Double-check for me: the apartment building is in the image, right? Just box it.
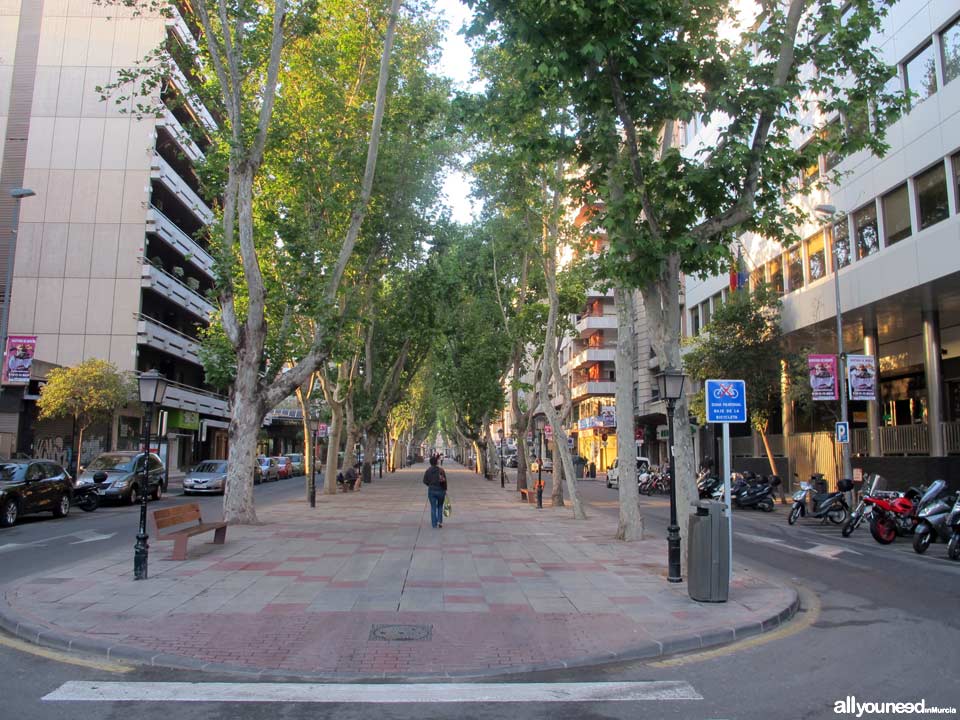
[682,2,960,477]
[0,1,229,469]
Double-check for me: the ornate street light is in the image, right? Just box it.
[498,426,505,488]
[533,413,546,508]
[134,369,168,580]
[656,367,686,583]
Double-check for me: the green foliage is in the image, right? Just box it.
[37,360,135,430]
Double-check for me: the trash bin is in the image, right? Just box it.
[687,500,730,603]
[589,462,596,479]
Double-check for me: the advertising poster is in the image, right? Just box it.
[599,405,616,428]
[2,335,36,385]
[847,354,877,401]
[808,354,838,400]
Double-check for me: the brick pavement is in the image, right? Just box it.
[0,464,797,678]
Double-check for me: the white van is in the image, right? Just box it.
[605,456,651,489]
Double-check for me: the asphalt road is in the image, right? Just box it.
[1,468,958,720]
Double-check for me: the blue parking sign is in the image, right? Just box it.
[705,380,747,423]
[835,421,850,444]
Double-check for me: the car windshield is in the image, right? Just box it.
[87,455,136,472]
[194,462,226,474]
[0,464,22,481]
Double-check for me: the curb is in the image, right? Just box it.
[0,583,800,681]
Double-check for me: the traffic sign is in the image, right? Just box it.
[705,379,747,423]
[835,421,850,444]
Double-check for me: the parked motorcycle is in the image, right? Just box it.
[733,472,779,512]
[72,471,109,512]
[842,474,881,537]
[946,493,960,561]
[913,479,956,554]
[866,485,923,545]
[788,474,851,525]
[697,470,722,500]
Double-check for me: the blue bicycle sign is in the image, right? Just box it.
[705,379,747,423]
[712,383,740,400]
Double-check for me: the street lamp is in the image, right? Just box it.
[1,188,36,391]
[814,203,852,483]
[533,413,546,508]
[656,367,686,584]
[134,369,168,580]
[498,426,505,488]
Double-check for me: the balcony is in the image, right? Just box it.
[575,314,617,336]
[571,380,617,400]
[568,347,616,372]
[147,207,215,279]
[151,153,214,225]
[162,379,229,419]
[168,64,218,133]
[136,314,202,367]
[141,262,216,320]
[585,287,615,299]
[157,108,204,165]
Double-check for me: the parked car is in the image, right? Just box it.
[258,456,280,482]
[274,456,292,479]
[505,453,518,468]
[606,456,651,489]
[286,453,304,476]
[0,460,74,527]
[530,458,553,473]
[76,452,165,504]
[183,460,228,495]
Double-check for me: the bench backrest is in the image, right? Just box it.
[153,502,202,531]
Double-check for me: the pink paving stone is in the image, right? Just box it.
[512,571,546,577]
[240,562,283,571]
[488,603,532,613]
[262,603,310,614]
[444,595,486,603]
[286,557,323,562]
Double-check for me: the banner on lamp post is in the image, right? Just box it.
[847,354,877,401]
[808,354,838,401]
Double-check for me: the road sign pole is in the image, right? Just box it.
[722,422,732,584]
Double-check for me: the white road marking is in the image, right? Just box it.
[44,681,703,703]
[735,533,860,559]
[0,543,30,554]
[0,529,118,553]
[69,531,116,544]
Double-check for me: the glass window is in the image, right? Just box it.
[954,154,960,213]
[854,203,880,259]
[942,16,960,85]
[801,144,820,186]
[786,246,804,291]
[767,257,784,295]
[904,43,938,106]
[806,232,827,282]
[831,219,852,270]
[822,119,842,173]
[916,162,949,230]
[690,308,700,337]
[750,267,764,291]
[882,184,912,245]
[701,300,711,327]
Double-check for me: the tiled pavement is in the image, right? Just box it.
[0,464,797,678]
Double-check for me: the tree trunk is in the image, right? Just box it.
[362,433,376,484]
[75,423,86,480]
[551,450,564,506]
[223,360,262,523]
[615,286,643,540]
[324,404,344,494]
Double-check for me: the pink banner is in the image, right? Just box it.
[2,335,36,385]
[808,354,838,401]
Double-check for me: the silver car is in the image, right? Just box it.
[77,452,165,504]
[183,460,228,495]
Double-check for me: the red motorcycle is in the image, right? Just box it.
[865,486,923,544]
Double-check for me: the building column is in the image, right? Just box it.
[862,320,882,457]
[922,309,945,456]
[780,359,794,438]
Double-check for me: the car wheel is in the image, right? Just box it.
[128,485,140,505]
[1,498,18,527]
[53,494,70,518]
[151,483,163,501]
[606,481,612,489]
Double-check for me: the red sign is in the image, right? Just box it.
[2,335,36,385]
[316,423,328,438]
[544,424,553,440]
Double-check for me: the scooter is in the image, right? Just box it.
[946,493,960,561]
[913,479,956,554]
[72,470,109,512]
[734,473,778,512]
[842,474,881,537]
[866,485,924,545]
[788,474,850,525]
[697,470,722,499]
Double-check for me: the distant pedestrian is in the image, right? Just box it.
[422,454,447,528]
[343,463,359,492]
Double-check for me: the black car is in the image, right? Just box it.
[0,460,74,527]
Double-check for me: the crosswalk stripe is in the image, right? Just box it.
[43,681,703,703]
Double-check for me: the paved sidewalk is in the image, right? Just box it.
[0,465,796,679]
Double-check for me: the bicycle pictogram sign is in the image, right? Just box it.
[705,379,747,423]
[712,383,740,400]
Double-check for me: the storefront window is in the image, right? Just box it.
[806,232,827,281]
[916,162,949,229]
[831,219,852,270]
[786,245,804,291]
[904,42,938,107]
[882,183,911,245]
[767,256,784,295]
[944,16,960,85]
[854,203,880,259]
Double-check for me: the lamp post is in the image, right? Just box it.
[533,414,545,508]
[814,203,852,482]
[134,370,168,580]
[378,439,383,478]
[656,367,686,584]
[498,426,505,488]
[1,188,36,392]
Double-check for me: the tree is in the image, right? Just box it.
[37,360,134,479]
[684,285,785,475]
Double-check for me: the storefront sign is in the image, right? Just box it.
[847,354,877,401]
[578,417,593,430]
[808,354,838,401]
[167,409,200,430]
[2,335,36,385]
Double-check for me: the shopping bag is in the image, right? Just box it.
[443,495,452,518]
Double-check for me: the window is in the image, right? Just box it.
[712,291,723,311]
[701,300,712,327]
[750,267,764,291]
[822,119,842,173]
[801,143,820,187]
[854,203,880,259]
[916,162,949,229]
[882,184,911,245]
[904,43,938,106]
[954,154,960,213]
[767,257,784,295]
[806,232,827,282]
[786,246,804,291]
[690,308,700,337]
[831,219,852,270]
[942,15,960,85]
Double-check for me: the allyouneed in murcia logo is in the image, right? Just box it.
[835,696,958,717]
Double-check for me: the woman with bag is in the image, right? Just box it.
[422,454,447,528]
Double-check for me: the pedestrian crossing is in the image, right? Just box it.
[43,681,703,703]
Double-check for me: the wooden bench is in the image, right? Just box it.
[519,488,534,503]
[152,503,227,560]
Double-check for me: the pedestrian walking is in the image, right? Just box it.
[423,454,447,528]
[343,463,359,492]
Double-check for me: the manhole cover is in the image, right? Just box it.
[369,623,433,642]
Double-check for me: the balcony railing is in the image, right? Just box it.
[158,107,204,165]
[575,314,617,335]
[147,206,215,279]
[141,262,216,320]
[161,379,229,419]
[136,313,202,366]
[571,380,616,400]
[169,63,218,133]
[568,347,616,371]
[151,153,214,225]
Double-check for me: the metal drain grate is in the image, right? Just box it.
[368,623,433,642]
